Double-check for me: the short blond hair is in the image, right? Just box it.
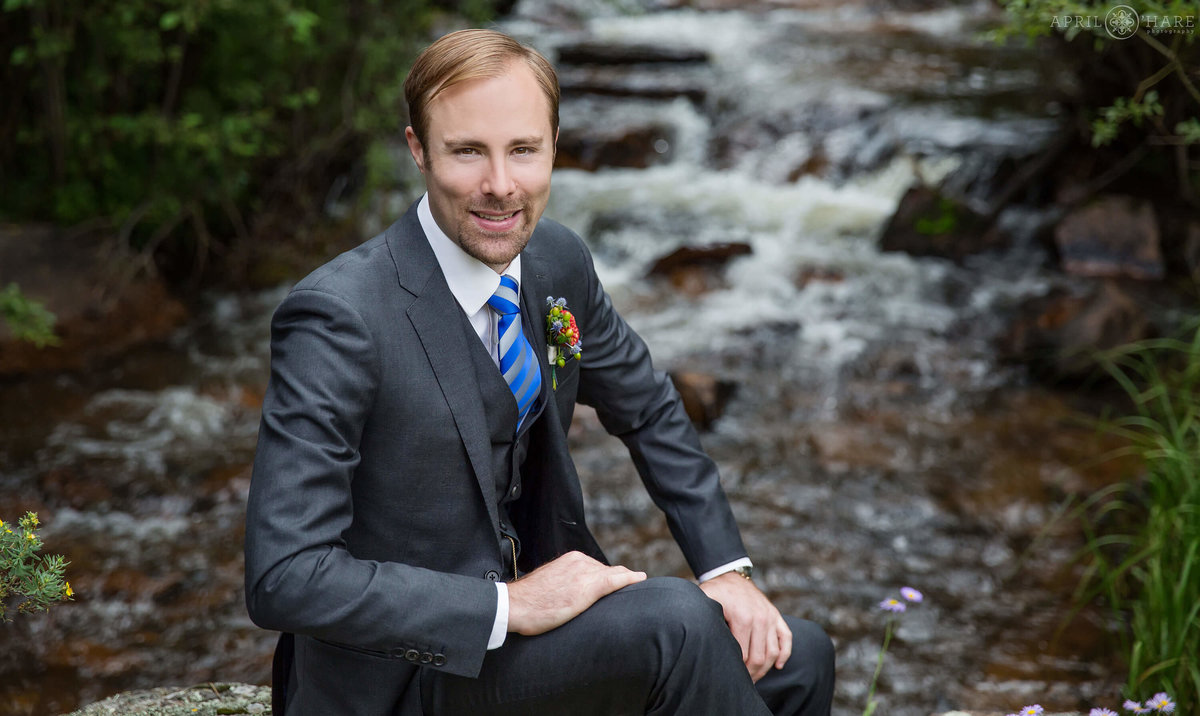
[404,29,560,147]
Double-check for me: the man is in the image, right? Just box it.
[244,28,834,716]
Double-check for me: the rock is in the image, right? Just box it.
[996,280,1154,380]
[878,186,1001,261]
[64,682,271,715]
[555,124,674,171]
[556,66,708,102]
[647,242,753,296]
[0,224,189,377]
[669,371,736,430]
[1053,196,1163,280]
[555,42,709,66]
[648,243,753,275]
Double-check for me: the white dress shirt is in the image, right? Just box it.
[417,194,751,652]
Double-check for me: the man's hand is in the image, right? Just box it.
[507,551,646,636]
[699,571,792,682]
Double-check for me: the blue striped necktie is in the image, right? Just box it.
[487,274,542,429]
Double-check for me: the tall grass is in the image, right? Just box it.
[1076,325,1200,706]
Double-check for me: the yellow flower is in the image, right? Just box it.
[25,531,35,541]
[64,582,74,598]
[28,513,39,526]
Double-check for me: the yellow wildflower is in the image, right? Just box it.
[64,582,74,597]
[28,513,38,526]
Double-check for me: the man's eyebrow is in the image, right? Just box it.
[439,136,546,148]
[508,136,546,147]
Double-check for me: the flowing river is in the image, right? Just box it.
[1,1,1131,714]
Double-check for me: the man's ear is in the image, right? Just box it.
[404,126,426,174]
[552,127,559,160]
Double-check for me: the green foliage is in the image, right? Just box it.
[0,283,60,347]
[0,512,73,621]
[0,0,498,270]
[1077,326,1200,706]
[1093,91,1165,147]
[1176,117,1200,144]
[995,1,1199,199]
[914,197,959,236]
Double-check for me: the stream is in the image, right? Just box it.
[0,1,1132,714]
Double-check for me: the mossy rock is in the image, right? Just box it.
[64,683,270,716]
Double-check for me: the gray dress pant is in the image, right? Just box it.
[421,577,835,716]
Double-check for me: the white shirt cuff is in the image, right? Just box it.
[697,557,753,583]
[487,581,509,650]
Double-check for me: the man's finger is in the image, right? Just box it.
[775,614,793,669]
[746,618,771,681]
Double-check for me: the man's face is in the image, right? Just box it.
[405,61,556,273]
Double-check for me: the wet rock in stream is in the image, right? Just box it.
[1053,196,1164,281]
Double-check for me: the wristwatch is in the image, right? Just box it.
[733,565,754,580]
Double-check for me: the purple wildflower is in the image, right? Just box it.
[900,586,923,603]
[1124,701,1150,714]
[1147,693,1174,713]
[1090,709,1118,716]
[878,598,906,613]
[1019,706,1043,716]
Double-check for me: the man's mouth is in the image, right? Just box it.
[470,209,523,230]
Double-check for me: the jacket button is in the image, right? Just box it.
[433,654,446,666]
[420,652,433,664]
[404,649,420,662]
[485,570,499,581]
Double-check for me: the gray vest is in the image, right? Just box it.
[460,294,546,581]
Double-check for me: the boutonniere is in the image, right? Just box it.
[545,296,582,390]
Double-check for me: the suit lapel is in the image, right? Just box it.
[387,206,501,542]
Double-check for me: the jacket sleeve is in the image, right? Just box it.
[570,238,749,577]
[243,287,496,679]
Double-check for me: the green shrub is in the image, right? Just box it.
[994,1,1198,201]
[0,0,495,277]
[1077,326,1200,705]
[0,282,59,347]
[0,512,73,621]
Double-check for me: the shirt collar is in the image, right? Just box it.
[418,193,522,316]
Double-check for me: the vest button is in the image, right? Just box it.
[485,570,500,581]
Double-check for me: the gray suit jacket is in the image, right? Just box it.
[244,202,747,715]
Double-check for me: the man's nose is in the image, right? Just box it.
[481,157,516,197]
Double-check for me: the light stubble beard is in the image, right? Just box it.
[454,206,536,270]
